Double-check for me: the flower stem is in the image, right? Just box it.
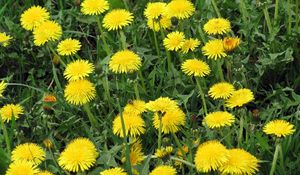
[270,142,281,175]
[238,115,244,147]
[159,24,172,75]
[116,98,133,175]
[217,60,225,81]
[83,104,98,128]
[211,0,221,17]
[263,5,273,34]
[170,156,195,168]
[152,21,160,57]
[0,117,11,156]
[96,16,111,56]
[134,80,140,100]
[158,113,163,149]
[195,77,208,115]
[274,0,279,26]
[279,143,286,175]
[7,83,45,94]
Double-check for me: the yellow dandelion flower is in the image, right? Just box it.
[103,9,133,31]
[181,59,211,77]
[122,140,144,166]
[58,138,98,172]
[163,31,185,51]
[81,0,109,15]
[223,37,240,52]
[12,143,45,165]
[37,171,54,175]
[144,2,167,19]
[124,100,147,116]
[155,148,167,158]
[64,60,94,81]
[225,88,254,108]
[149,165,177,175]
[0,32,12,47]
[219,149,259,175]
[202,39,227,60]
[5,161,39,175]
[0,81,7,97]
[100,167,126,175]
[165,146,173,154]
[109,50,142,73]
[33,21,62,46]
[57,38,81,56]
[203,111,235,129]
[166,0,195,19]
[20,6,50,31]
[153,108,186,133]
[146,97,179,113]
[64,79,96,105]
[43,139,53,149]
[113,113,145,137]
[0,104,24,122]
[263,119,295,137]
[43,95,57,103]
[147,16,172,32]
[181,38,200,54]
[203,18,231,35]
[194,140,229,172]
[208,82,235,99]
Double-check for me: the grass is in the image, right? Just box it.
[0,0,300,174]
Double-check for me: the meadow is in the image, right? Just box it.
[0,0,299,174]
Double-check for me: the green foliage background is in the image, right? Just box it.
[0,0,299,174]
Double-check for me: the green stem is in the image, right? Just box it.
[159,23,172,75]
[274,0,279,26]
[0,117,11,156]
[83,104,98,128]
[278,143,286,175]
[195,77,208,115]
[270,143,281,175]
[96,16,111,55]
[152,21,160,57]
[211,0,221,17]
[287,0,292,35]
[116,98,133,175]
[49,148,63,175]
[238,115,244,147]
[7,83,45,94]
[102,75,112,111]
[217,60,225,81]
[172,133,188,160]
[170,156,195,168]
[48,46,66,67]
[263,5,273,34]
[133,81,140,99]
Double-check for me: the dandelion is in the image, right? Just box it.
[166,0,195,19]
[147,16,172,32]
[43,139,53,149]
[103,9,133,31]
[149,165,177,175]
[5,161,39,175]
[153,108,186,133]
[202,39,227,60]
[0,32,12,47]
[11,143,46,165]
[57,38,81,56]
[122,140,144,166]
[208,82,235,99]
[81,0,109,15]
[203,111,235,129]
[64,60,94,81]
[219,149,259,175]
[0,104,24,122]
[203,18,231,35]
[58,138,98,172]
[33,20,62,46]
[181,38,200,53]
[20,6,50,31]
[124,100,147,116]
[100,167,126,175]
[263,119,295,137]
[181,59,211,77]
[163,31,185,51]
[155,148,167,158]
[146,97,179,113]
[113,113,145,137]
[225,88,254,108]
[144,2,167,19]
[0,81,7,97]
[64,79,96,105]
[37,171,54,175]
[109,50,142,73]
[43,95,57,103]
[194,140,229,172]
[223,37,240,52]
